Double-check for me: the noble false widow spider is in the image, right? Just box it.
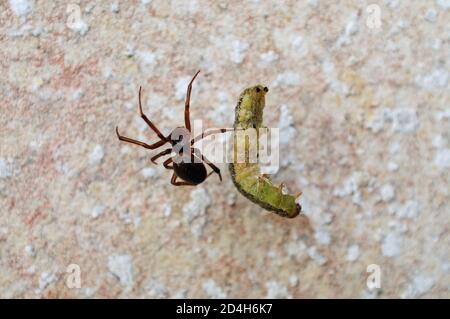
[116,70,233,186]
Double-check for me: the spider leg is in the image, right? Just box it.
[116,127,167,149]
[190,128,235,145]
[184,70,201,132]
[163,157,173,169]
[138,86,167,141]
[192,148,222,181]
[150,148,172,164]
[203,170,215,181]
[170,172,196,186]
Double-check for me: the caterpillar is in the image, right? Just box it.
[229,85,302,218]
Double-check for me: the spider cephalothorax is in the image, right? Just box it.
[116,70,233,186]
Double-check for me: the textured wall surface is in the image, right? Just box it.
[1,0,449,298]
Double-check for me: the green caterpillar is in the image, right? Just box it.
[229,85,302,218]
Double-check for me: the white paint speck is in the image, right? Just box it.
[124,45,135,58]
[401,275,435,298]
[68,17,89,36]
[432,135,446,148]
[389,141,401,154]
[437,108,450,121]
[292,35,308,56]
[388,220,409,233]
[56,162,76,177]
[435,148,450,169]
[361,288,379,299]
[9,0,33,17]
[89,145,104,165]
[183,188,211,221]
[103,65,113,79]
[118,211,141,226]
[396,200,420,219]
[388,162,399,172]
[284,240,307,259]
[141,167,157,178]
[260,51,279,64]
[274,72,301,87]
[436,0,450,9]
[107,254,134,287]
[171,289,187,298]
[382,233,402,257]
[345,17,359,36]
[38,272,56,291]
[333,171,370,205]
[226,192,237,206]
[84,3,95,13]
[380,184,395,202]
[91,205,105,219]
[335,12,359,47]
[431,38,442,50]
[346,244,360,262]
[24,245,35,257]
[366,111,385,133]
[425,8,438,22]
[83,287,96,297]
[175,76,191,101]
[322,60,349,95]
[279,105,297,145]
[288,275,299,287]
[182,188,211,237]
[145,278,168,298]
[0,158,14,178]
[110,2,119,13]
[314,229,331,246]
[137,51,157,66]
[230,40,249,64]
[415,69,448,90]
[163,204,172,217]
[308,0,319,8]
[29,137,44,150]
[265,281,292,298]
[26,265,36,274]
[386,0,400,8]
[0,227,8,241]
[391,109,419,133]
[202,279,227,298]
[71,89,84,101]
[141,0,152,5]
[307,246,327,265]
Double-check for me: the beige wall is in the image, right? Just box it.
[0,0,449,298]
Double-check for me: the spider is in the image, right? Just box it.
[116,70,234,186]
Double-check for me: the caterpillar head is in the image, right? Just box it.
[237,85,269,129]
[247,85,268,101]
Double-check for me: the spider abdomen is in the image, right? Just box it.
[173,160,207,185]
